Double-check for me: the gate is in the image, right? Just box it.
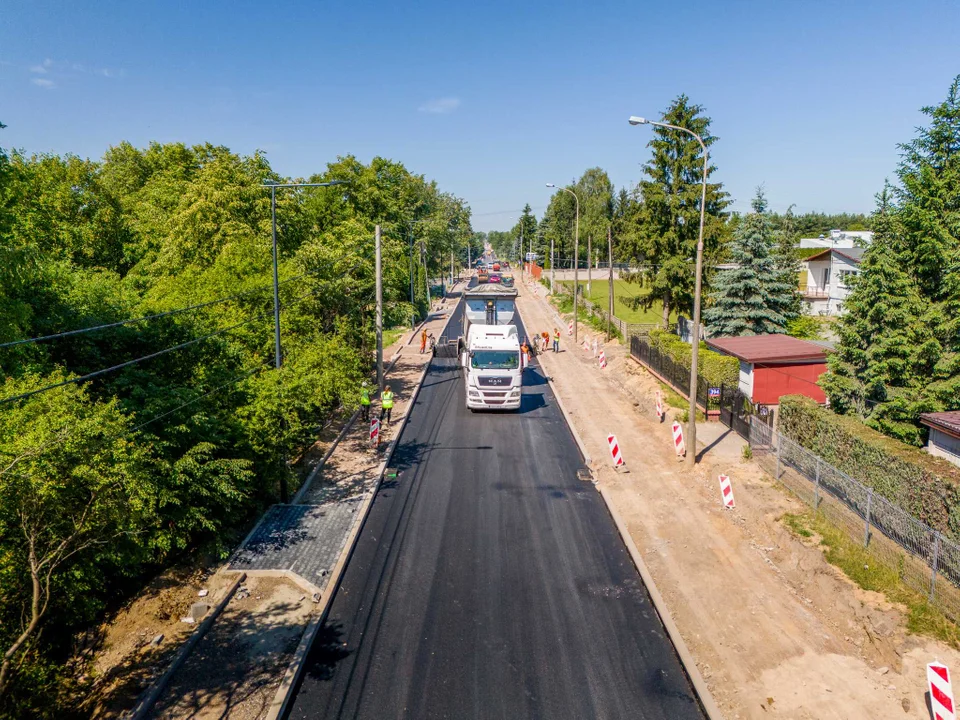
[718,384,757,440]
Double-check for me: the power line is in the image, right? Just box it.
[0,278,289,351]
[0,249,371,351]
[0,364,268,479]
[0,311,272,406]
[129,365,266,434]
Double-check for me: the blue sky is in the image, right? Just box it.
[2,0,959,231]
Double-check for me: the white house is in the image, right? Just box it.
[920,412,960,468]
[801,247,865,316]
[798,229,874,249]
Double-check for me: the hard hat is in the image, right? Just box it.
[362,382,368,387]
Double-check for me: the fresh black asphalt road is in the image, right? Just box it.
[287,292,705,720]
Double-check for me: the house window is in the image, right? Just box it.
[823,267,831,287]
[838,270,859,287]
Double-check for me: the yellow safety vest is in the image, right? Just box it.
[554,331,560,341]
[382,391,394,409]
[360,389,370,405]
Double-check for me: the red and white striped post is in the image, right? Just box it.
[598,350,607,369]
[606,434,625,468]
[567,321,574,336]
[928,662,956,720]
[370,418,380,449]
[672,421,686,459]
[718,474,735,509]
[655,390,664,421]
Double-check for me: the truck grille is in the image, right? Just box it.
[477,376,511,387]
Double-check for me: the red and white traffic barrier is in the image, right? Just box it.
[607,434,625,468]
[719,474,735,509]
[928,662,956,720]
[567,322,573,336]
[655,390,664,420]
[672,421,686,457]
[592,338,599,357]
[599,350,607,369]
[370,418,380,447]
[582,336,590,351]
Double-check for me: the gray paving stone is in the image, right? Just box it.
[230,499,365,584]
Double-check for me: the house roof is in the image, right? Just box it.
[803,247,867,264]
[920,411,960,439]
[705,335,828,364]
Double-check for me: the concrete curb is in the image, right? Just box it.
[517,295,723,720]
[127,573,247,720]
[264,326,442,720]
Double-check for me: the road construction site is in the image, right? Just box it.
[88,269,960,720]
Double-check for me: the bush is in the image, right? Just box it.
[648,328,739,388]
[779,395,960,538]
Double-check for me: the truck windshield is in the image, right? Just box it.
[471,351,519,370]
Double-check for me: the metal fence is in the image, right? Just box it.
[749,417,960,620]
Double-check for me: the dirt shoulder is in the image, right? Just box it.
[518,278,957,720]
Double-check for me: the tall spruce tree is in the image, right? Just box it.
[645,97,729,326]
[620,95,730,328]
[823,77,960,445]
[704,190,794,336]
[820,189,934,443]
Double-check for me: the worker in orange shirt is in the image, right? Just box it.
[420,328,428,354]
[520,338,530,367]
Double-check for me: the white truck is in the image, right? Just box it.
[463,324,522,410]
[460,285,522,411]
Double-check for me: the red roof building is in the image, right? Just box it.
[705,335,828,405]
[920,412,960,468]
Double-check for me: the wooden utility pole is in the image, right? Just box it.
[607,226,614,341]
[375,225,383,390]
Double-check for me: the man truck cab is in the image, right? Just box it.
[460,285,522,411]
[463,325,522,410]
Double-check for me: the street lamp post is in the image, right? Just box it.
[546,184,580,344]
[629,115,708,468]
[262,179,345,369]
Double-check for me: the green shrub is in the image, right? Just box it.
[648,328,739,388]
[779,395,960,538]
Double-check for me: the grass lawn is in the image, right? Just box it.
[382,327,407,348]
[559,279,677,325]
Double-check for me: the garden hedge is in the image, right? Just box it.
[648,328,739,389]
[779,395,960,538]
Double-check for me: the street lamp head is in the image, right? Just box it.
[545,183,556,188]
[628,116,649,126]
[324,179,347,186]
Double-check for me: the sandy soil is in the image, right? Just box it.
[518,279,958,720]
[149,576,312,720]
[85,566,235,718]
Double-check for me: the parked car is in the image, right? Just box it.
[501,275,515,287]
[489,274,501,283]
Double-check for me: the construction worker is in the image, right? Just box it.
[553,328,560,353]
[520,338,530,367]
[542,331,549,353]
[420,328,428,354]
[360,382,371,421]
[428,332,437,352]
[380,385,395,425]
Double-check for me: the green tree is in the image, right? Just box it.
[822,77,960,445]
[621,95,730,328]
[704,190,794,337]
